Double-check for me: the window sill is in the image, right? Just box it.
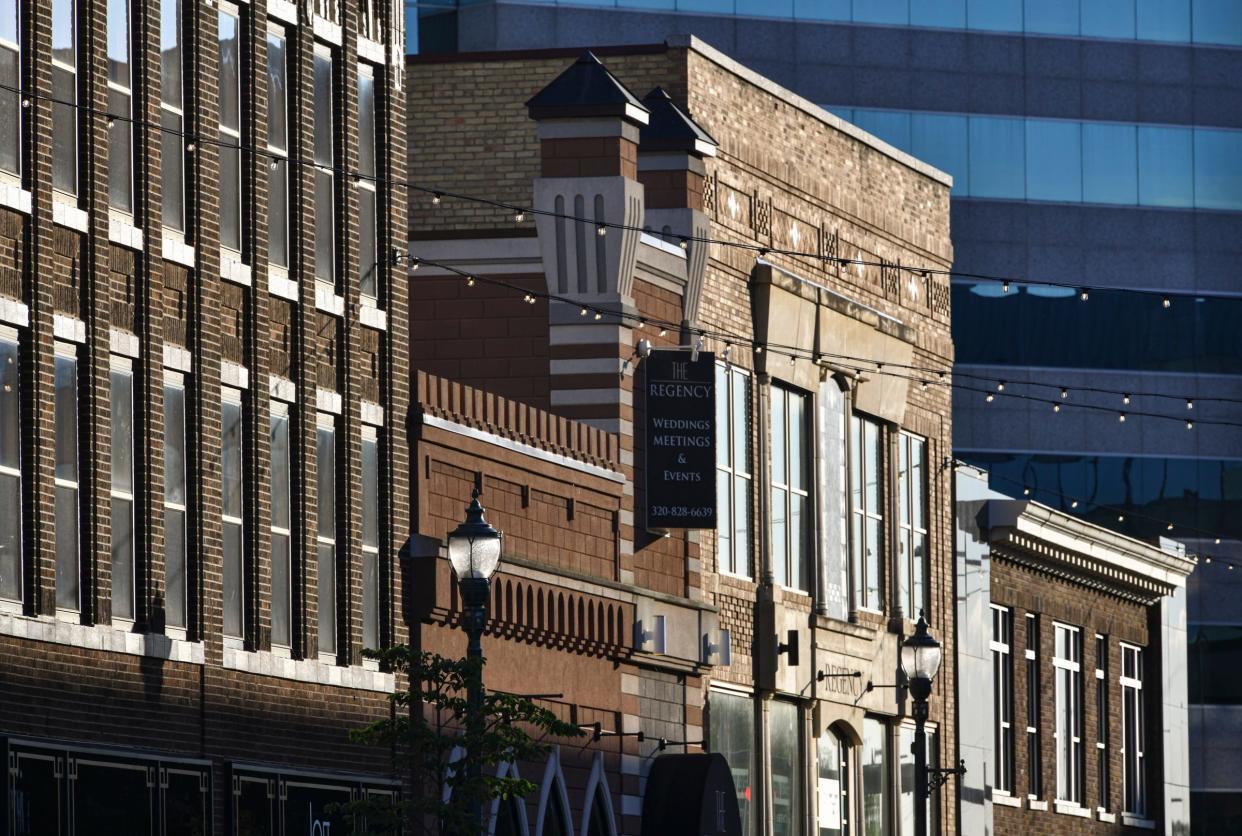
[1097,809,1116,823]
[269,0,297,24]
[267,267,299,302]
[223,646,394,692]
[314,281,345,316]
[52,201,88,233]
[0,182,32,215]
[1054,801,1091,818]
[220,251,252,286]
[992,793,1022,808]
[108,214,144,251]
[53,313,86,344]
[162,234,196,268]
[0,296,29,328]
[1121,813,1154,829]
[359,304,387,331]
[1028,799,1048,811]
[361,400,385,426]
[270,374,296,402]
[0,610,204,664]
[313,15,343,45]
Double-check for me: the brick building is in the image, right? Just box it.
[0,0,409,831]
[955,466,1196,835]
[406,38,957,835]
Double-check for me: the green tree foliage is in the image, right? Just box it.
[344,647,584,836]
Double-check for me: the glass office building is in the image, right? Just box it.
[406,2,1242,830]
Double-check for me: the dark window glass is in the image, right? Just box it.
[284,782,351,834]
[952,283,1242,374]
[13,754,59,836]
[709,690,755,836]
[75,762,154,833]
[164,770,208,836]
[110,368,135,620]
[1189,625,1242,704]
[771,700,802,836]
[164,381,187,629]
[0,336,21,603]
[586,788,613,836]
[1191,792,1242,836]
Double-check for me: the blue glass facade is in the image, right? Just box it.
[830,108,1242,210]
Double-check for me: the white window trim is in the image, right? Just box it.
[991,605,1014,795]
[897,430,928,617]
[221,386,245,640]
[1120,643,1146,817]
[1053,623,1084,805]
[109,355,136,625]
[163,369,188,640]
[771,385,809,593]
[105,0,134,218]
[53,342,80,616]
[266,21,291,273]
[269,401,293,650]
[217,1,244,261]
[716,364,752,580]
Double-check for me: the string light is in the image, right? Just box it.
[1187,419,1194,430]
[755,345,764,354]
[658,327,668,337]
[580,307,589,317]
[1061,388,1069,399]
[1002,281,1010,293]
[637,319,646,330]
[466,276,475,287]
[597,224,607,237]
[594,311,603,320]
[514,209,525,223]
[1079,289,1089,301]
[679,237,689,250]
[1070,500,1078,508]
[985,393,995,403]
[1052,403,1061,412]
[1163,296,1172,308]
[431,192,442,206]
[1122,393,1131,405]
[1023,486,1031,496]
[1167,523,1175,531]
[1187,399,1194,410]
[997,381,1005,392]
[1119,412,1127,422]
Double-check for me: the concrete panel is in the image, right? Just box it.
[1081,79,1140,121]
[1082,40,1138,82]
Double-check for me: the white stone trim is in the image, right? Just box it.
[640,232,688,259]
[108,214,145,251]
[270,374,296,402]
[0,296,29,328]
[534,748,575,836]
[53,314,86,344]
[1054,801,1091,818]
[0,611,204,664]
[222,645,394,693]
[359,305,387,330]
[109,329,140,358]
[316,388,342,415]
[992,793,1023,808]
[549,387,632,407]
[314,280,345,316]
[0,183,32,215]
[579,753,619,836]
[621,795,643,817]
[163,343,193,372]
[220,360,249,389]
[550,357,621,375]
[407,237,543,277]
[268,0,297,23]
[267,268,299,301]
[1028,799,1049,811]
[313,15,342,45]
[1096,809,1115,822]
[52,200,89,233]
[357,35,385,63]
[1120,813,1155,829]
[162,235,196,268]
[361,400,384,426]
[421,413,624,483]
[220,251,252,286]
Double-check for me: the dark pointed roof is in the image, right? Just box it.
[638,87,718,157]
[526,51,650,125]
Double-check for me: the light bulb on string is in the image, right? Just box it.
[1216,538,1222,545]
[1163,296,1172,309]
[1187,419,1194,430]
[637,319,646,330]
[1122,393,1131,405]
[986,393,995,403]
[1079,289,1089,301]
[597,224,607,237]
[1071,500,1079,508]
[1187,399,1194,410]
[514,209,525,223]
[1002,281,1010,293]
[755,345,764,355]
[1119,412,1127,422]
[1053,403,1061,413]
[580,307,589,317]
[658,327,668,337]
[466,276,475,287]
[997,381,1005,392]
[1167,523,1175,531]
[431,192,442,206]
[1118,514,1126,522]
[594,311,603,321]
[1061,387,1069,399]
[679,237,689,250]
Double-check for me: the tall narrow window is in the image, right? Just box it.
[361,425,379,650]
[269,402,292,648]
[850,415,883,611]
[715,364,752,578]
[899,725,937,835]
[991,605,1014,794]
[862,717,889,836]
[770,385,809,591]
[110,359,135,621]
[1026,614,1041,799]
[217,3,242,254]
[1054,623,1084,805]
[1096,635,1109,813]
[0,0,21,179]
[897,432,927,617]
[221,389,244,638]
[1121,644,1146,816]
[265,25,289,268]
[160,0,185,231]
[54,345,80,612]
[818,729,849,836]
[819,380,848,620]
[0,330,22,603]
[770,699,802,836]
[709,690,755,836]
[313,46,336,284]
[51,0,78,196]
[106,0,132,213]
[356,63,378,301]
[316,413,336,655]
[164,372,188,630]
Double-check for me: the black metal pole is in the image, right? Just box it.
[910,677,932,836]
[461,577,491,835]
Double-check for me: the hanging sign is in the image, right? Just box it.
[645,349,716,529]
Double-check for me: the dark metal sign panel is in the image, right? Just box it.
[641,752,742,836]
[645,349,716,529]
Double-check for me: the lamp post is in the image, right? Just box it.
[901,614,943,836]
[447,490,502,834]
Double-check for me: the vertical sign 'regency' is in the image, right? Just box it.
[645,349,716,529]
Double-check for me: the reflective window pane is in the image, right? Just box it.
[851,109,911,151]
[0,472,20,602]
[317,424,335,538]
[770,700,802,836]
[160,0,181,106]
[55,355,78,482]
[359,190,377,299]
[313,52,334,166]
[111,498,134,620]
[52,70,76,195]
[792,0,849,21]
[0,337,20,468]
[266,33,287,150]
[967,0,1020,30]
[1026,119,1081,202]
[270,411,290,529]
[221,399,243,518]
[853,0,906,25]
[1138,125,1193,207]
[216,11,239,131]
[1193,0,1242,45]
[911,113,968,195]
[219,143,241,251]
[0,44,17,177]
[223,520,242,637]
[1137,0,1190,40]
[267,160,288,267]
[1194,128,1242,211]
[0,0,16,44]
[107,88,133,213]
[968,116,1025,199]
[166,507,186,628]
[710,691,755,836]
[1083,122,1138,204]
[52,0,74,65]
[862,718,888,836]
[1082,0,1136,38]
[106,0,130,88]
[362,435,379,548]
[1025,0,1079,35]
[55,485,78,610]
[317,541,336,653]
[163,384,186,506]
[271,531,291,646]
[362,551,378,649]
[910,0,965,26]
[161,110,184,231]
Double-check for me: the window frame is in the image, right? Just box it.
[159,0,186,233]
[361,422,380,652]
[265,21,290,271]
[109,356,136,623]
[896,431,928,619]
[269,400,293,651]
[312,42,337,287]
[1120,643,1146,817]
[315,410,337,658]
[1025,614,1042,799]
[0,0,22,183]
[105,0,134,216]
[216,0,244,257]
[715,363,752,579]
[0,326,22,605]
[53,341,80,614]
[163,369,189,634]
[220,386,245,640]
[356,61,379,304]
[990,605,1014,795]
[51,0,79,199]
[769,384,810,593]
[1053,622,1085,806]
[849,413,885,612]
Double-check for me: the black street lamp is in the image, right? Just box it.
[901,614,942,836]
[447,490,502,833]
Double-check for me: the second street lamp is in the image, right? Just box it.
[447,490,502,834]
[901,614,942,836]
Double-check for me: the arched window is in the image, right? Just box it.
[495,797,526,836]
[818,729,850,836]
[586,787,614,836]
[541,791,570,836]
[580,753,617,836]
[535,749,574,836]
